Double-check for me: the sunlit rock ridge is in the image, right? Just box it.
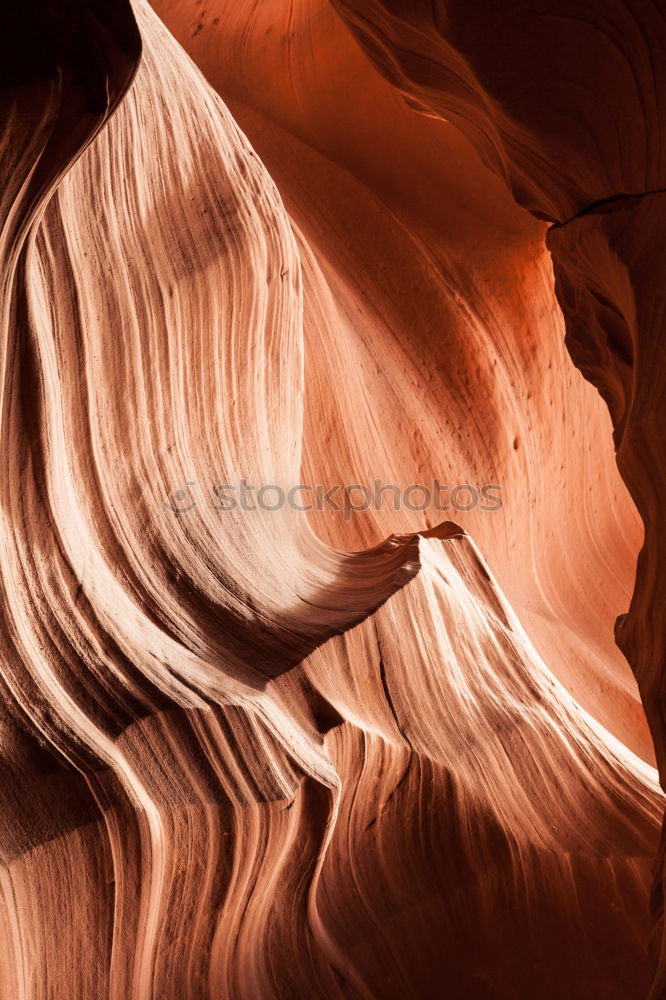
[0,1,664,997]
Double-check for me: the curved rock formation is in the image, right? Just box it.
[0,0,664,997]
[312,2,666,991]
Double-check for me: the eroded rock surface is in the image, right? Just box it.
[0,1,664,997]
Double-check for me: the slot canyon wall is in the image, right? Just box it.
[0,0,664,997]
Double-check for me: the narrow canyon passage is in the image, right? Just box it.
[0,1,664,997]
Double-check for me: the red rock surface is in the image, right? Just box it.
[0,0,663,996]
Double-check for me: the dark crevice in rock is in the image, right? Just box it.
[550,188,666,232]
